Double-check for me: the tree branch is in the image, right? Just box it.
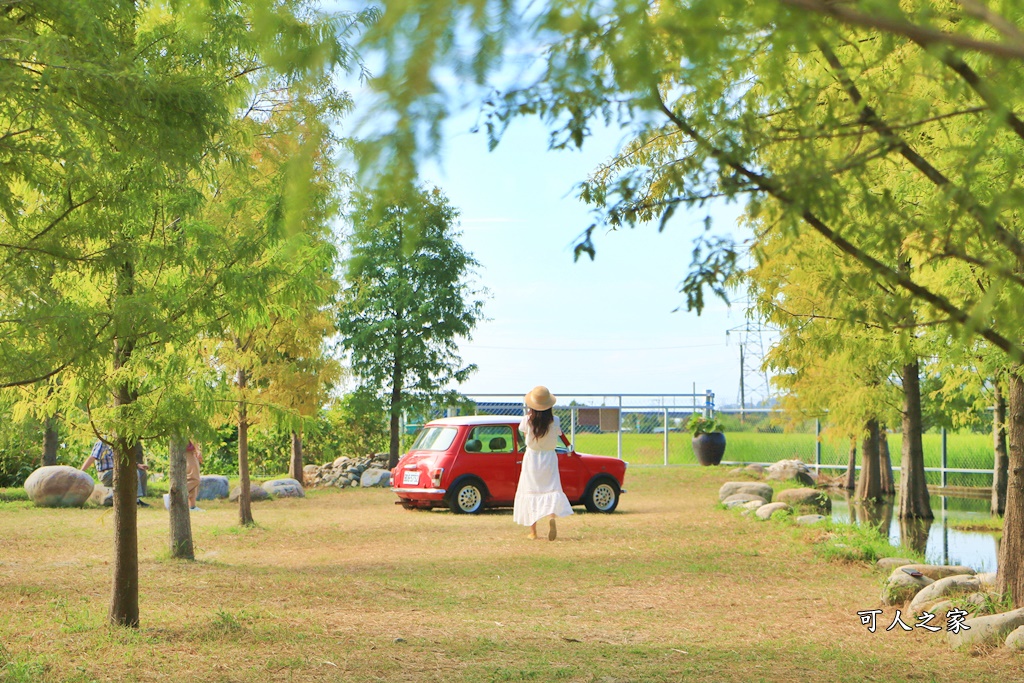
[653,91,1024,360]
[816,40,1024,268]
[779,0,1024,60]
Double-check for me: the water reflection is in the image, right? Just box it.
[899,517,931,556]
[829,493,1000,572]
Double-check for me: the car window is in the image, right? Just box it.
[411,427,458,451]
[465,425,514,453]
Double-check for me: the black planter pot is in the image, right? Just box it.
[692,432,726,466]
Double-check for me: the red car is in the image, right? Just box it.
[391,415,627,514]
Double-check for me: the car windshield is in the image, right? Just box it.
[410,427,458,451]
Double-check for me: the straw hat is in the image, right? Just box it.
[524,386,557,411]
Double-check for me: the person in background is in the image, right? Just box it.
[186,440,203,512]
[513,386,574,540]
[81,439,150,507]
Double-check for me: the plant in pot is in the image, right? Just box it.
[688,414,726,466]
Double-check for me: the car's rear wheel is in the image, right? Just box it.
[400,501,419,510]
[584,479,620,513]
[448,480,485,514]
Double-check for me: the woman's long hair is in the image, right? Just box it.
[528,408,554,438]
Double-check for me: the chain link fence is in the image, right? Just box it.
[432,396,997,489]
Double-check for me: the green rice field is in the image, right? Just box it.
[572,431,995,486]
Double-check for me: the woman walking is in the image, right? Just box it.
[514,386,574,540]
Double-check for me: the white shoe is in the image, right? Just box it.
[189,506,204,513]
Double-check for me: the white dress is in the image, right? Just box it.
[513,415,574,526]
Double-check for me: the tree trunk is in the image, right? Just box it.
[998,371,1024,606]
[388,355,403,469]
[898,361,933,519]
[42,414,59,466]
[993,381,1009,516]
[879,429,895,495]
[844,438,857,490]
[289,429,304,486]
[108,256,139,628]
[857,418,882,502]
[237,367,254,527]
[167,433,194,560]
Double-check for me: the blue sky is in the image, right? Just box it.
[415,111,762,405]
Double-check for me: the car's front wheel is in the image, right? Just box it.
[584,478,620,513]
[448,480,485,514]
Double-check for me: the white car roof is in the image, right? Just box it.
[424,415,522,427]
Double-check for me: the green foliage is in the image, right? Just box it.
[358,0,1024,372]
[687,414,724,437]
[320,390,389,460]
[0,0,368,625]
[338,186,485,456]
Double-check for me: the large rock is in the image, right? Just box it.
[728,464,765,478]
[1005,625,1024,651]
[741,499,765,516]
[360,468,392,488]
[88,484,114,507]
[755,502,792,520]
[197,475,230,501]
[775,487,831,512]
[897,564,975,581]
[947,607,1024,649]
[882,568,935,606]
[977,572,998,592]
[303,464,319,480]
[332,456,351,469]
[262,478,305,498]
[765,459,816,486]
[722,493,767,508]
[795,514,827,526]
[876,557,918,573]
[24,466,95,508]
[910,574,981,613]
[229,484,271,502]
[718,482,773,503]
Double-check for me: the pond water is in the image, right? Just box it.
[828,493,1000,572]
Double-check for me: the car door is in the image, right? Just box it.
[462,425,519,503]
[556,435,585,502]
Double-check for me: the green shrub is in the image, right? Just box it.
[815,522,924,565]
[0,487,28,502]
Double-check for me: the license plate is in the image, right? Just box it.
[403,470,420,486]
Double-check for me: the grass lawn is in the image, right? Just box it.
[1,466,1019,682]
